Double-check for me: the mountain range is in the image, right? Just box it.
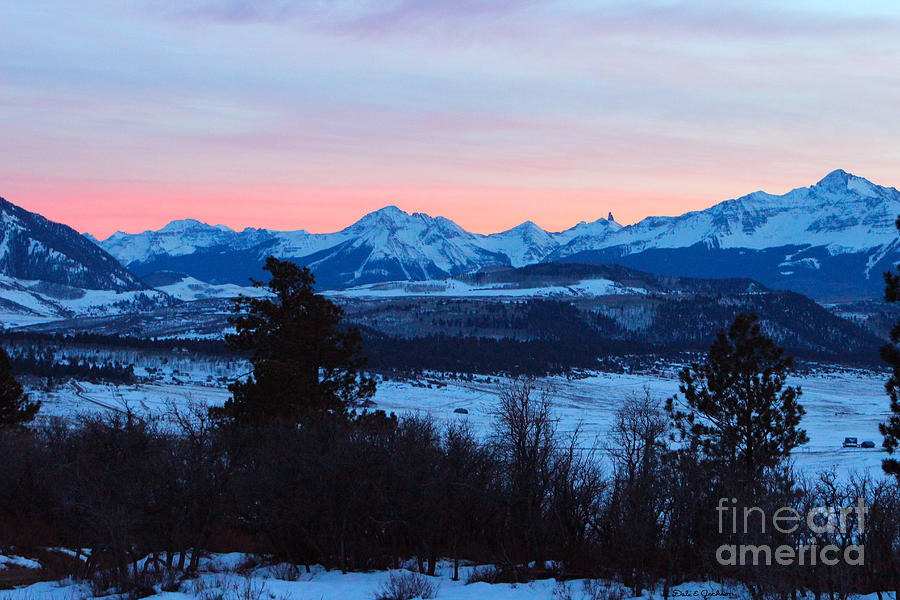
[92,169,900,299]
[0,168,897,324]
[98,207,623,289]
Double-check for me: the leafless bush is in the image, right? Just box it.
[465,565,499,585]
[582,579,626,600]
[374,570,439,600]
[552,580,574,600]
[269,562,301,581]
[88,566,177,599]
[187,574,271,600]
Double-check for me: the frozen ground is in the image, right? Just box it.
[0,554,893,600]
[328,277,648,298]
[28,367,894,478]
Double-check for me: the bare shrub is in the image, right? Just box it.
[269,562,301,581]
[235,575,270,600]
[582,579,626,600]
[465,565,499,585]
[88,566,175,600]
[552,580,574,600]
[374,570,439,600]
[187,574,271,600]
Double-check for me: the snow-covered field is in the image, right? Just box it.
[29,367,894,478]
[328,277,648,299]
[0,554,893,600]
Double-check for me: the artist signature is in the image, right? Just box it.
[671,590,737,598]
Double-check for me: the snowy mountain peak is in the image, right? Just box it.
[344,205,418,232]
[816,169,852,188]
[505,220,545,235]
[158,219,234,233]
[89,170,900,296]
[813,169,884,199]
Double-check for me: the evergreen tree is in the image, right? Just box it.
[0,346,40,427]
[215,257,375,423]
[880,216,900,480]
[666,313,807,482]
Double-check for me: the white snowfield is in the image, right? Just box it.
[154,275,267,302]
[0,555,893,600]
[31,367,895,479]
[0,554,41,570]
[329,277,648,299]
[0,274,172,328]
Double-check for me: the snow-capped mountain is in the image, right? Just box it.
[93,170,900,298]
[102,206,621,289]
[553,170,900,299]
[553,169,900,257]
[101,219,275,265]
[0,196,144,291]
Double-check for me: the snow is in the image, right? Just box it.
[100,221,273,264]
[96,172,900,294]
[0,555,42,570]
[553,171,900,258]
[366,369,893,478]
[0,557,892,600]
[0,273,176,328]
[30,367,894,480]
[155,276,267,301]
[329,278,647,298]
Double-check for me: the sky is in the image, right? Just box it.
[2,1,900,239]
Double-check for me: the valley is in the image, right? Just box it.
[23,358,893,480]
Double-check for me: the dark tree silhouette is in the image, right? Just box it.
[666,313,807,482]
[880,216,900,481]
[0,346,40,427]
[215,257,375,423]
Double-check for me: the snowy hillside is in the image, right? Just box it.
[0,196,144,291]
[143,271,266,301]
[0,274,173,327]
[330,276,647,299]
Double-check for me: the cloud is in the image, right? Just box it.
[3,0,900,236]
[158,0,900,41]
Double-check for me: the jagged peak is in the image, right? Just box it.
[347,205,416,228]
[815,169,852,188]
[811,169,888,200]
[502,220,548,235]
[158,218,234,233]
[369,205,411,219]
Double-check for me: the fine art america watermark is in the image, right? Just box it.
[715,497,867,566]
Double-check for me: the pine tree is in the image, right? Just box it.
[0,346,40,427]
[214,257,375,423]
[666,313,807,482]
[879,216,900,480]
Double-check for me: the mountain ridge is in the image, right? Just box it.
[0,196,146,292]
[8,169,900,299]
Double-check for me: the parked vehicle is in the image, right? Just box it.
[843,437,859,448]
[453,407,469,415]
[860,440,876,448]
